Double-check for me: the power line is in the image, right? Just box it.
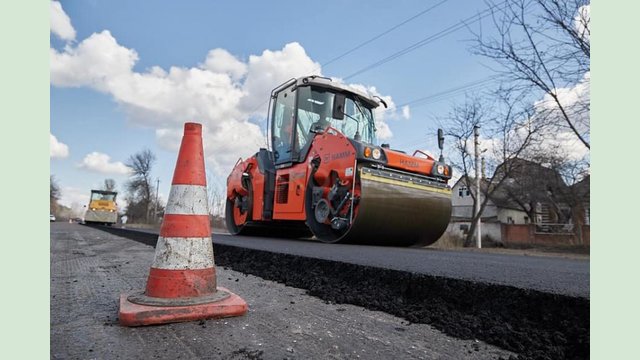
[321,0,451,68]
[343,1,507,80]
[247,1,503,126]
[395,75,500,109]
[249,0,450,122]
[390,76,501,149]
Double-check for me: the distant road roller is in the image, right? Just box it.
[84,190,118,225]
[226,76,452,246]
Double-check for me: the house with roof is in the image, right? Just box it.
[451,176,532,225]
[447,176,530,244]
[443,158,590,246]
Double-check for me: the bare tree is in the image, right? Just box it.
[125,149,156,223]
[443,89,545,245]
[523,153,589,244]
[472,0,590,149]
[103,178,117,192]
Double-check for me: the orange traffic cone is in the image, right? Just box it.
[119,122,247,326]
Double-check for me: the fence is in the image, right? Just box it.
[502,224,590,246]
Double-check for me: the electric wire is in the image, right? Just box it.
[249,2,454,120]
[395,75,500,109]
[343,1,508,80]
[321,0,451,68]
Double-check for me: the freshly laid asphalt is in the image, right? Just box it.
[121,226,589,298]
[51,222,515,359]
[214,233,589,298]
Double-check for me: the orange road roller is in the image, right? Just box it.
[226,76,452,246]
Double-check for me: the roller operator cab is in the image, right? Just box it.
[226,76,453,246]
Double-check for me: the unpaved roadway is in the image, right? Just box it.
[51,222,514,359]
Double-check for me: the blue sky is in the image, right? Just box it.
[50,0,586,212]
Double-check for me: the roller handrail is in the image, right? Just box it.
[412,149,435,160]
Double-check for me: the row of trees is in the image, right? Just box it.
[51,147,223,225]
[441,0,590,244]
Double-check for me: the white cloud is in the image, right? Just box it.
[239,42,321,116]
[58,186,88,209]
[155,121,266,174]
[50,31,139,91]
[202,49,247,81]
[534,71,590,145]
[50,1,76,41]
[50,133,69,158]
[539,131,589,162]
[78,152,132,175]
[203,121,266,174]
[333,81,399,140]
[374,122,393,140]
[464,122,588,177]
[51,28,399,174]
[401,106,411,120]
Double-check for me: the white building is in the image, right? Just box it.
[446,177,530,244]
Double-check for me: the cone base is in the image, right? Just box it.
[118,287,248,327]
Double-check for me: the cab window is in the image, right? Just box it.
[296,86,376,145]
[272,88,296,164]
[296,87,335,154]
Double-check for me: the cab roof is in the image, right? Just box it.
[90,190,117,195]
[274,76,381,109]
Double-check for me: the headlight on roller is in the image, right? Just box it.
[364,147,372,157]
[436,164,444,174]
[352,140,387,163]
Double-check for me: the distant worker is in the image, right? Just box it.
[121,215,128,228]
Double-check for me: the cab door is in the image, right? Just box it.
[271,84,307,219]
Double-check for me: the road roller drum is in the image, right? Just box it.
[337,167,451,246]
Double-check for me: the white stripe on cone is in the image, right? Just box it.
[164,185,210,215]
[152,237,215,270]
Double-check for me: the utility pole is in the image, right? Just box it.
[154,178,160,223]
[474,125,482,249]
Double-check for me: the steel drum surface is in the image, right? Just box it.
[337,170,452,246]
